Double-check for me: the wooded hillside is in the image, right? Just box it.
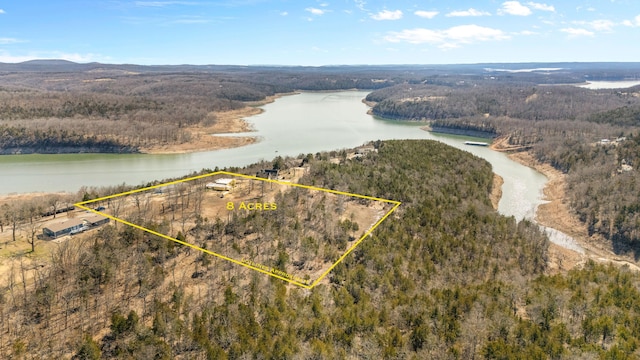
[0,66,395,154]
[365,77,640,259]
[2,140,639,359]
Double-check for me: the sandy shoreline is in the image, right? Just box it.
[139,93,297,155]
[0,191,73,202]
[490,174,503,210]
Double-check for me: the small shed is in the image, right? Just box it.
[206,183,232,191]
[206,178,236,191]
[215,178,235,186]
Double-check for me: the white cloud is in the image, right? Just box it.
[384,24,509,49]
[386,28,441,44]
[415,10,438,19]
[572,19,616,32]
[446,25,509,42]
[280,11,288,16]
[623,15,640,27]
[499,1,532,16]
[517,30,538,35]
[371,9,403,20]
[439,43,460,50]
[0,9,5,14]
[446,8,491,17]
[561,27,594,37]
[589,19,615,31]
[354,0,366,11]
[0,38,23,44]
[527,2,555,12]
[306,7,325,15]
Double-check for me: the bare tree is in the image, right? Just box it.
[24,220,42,253]
[3,202,23,242]
[0,204,6,233]
[25,198,44,224]
[46,195,61,218]
[109,196,125,229]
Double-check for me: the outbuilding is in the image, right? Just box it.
[85,213,110,227]
[206,178,236,191]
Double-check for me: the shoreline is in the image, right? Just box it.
[489,135,532,152]
[0,93,297,157]
[497,148,640,273]
[490,174,503,211]
[140,92,297,155]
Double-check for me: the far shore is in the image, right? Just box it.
[139,92,298,155]
[0,90,369,156]
[0,92,298,157]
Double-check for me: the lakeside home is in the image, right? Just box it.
[43,218,85,238]
[43,213,110,239]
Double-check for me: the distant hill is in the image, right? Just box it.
[20,59,78,66]
[1,60,640,79]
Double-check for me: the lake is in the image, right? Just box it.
[577,80,640,89]
[1,90,584,250]
[0,91,544,219]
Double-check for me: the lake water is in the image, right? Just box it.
[0,90,582,250]
[0,92,435,194]
[577,80,640,89]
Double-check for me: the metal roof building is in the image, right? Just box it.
[42,213,110,239]
[43,218,85,239]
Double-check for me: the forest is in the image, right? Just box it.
[3,62,640,358]
[1,140,640,359]
[80,169,393,287]
[1,61,637,154]
[0,64,396,154]
[365,77,640,259]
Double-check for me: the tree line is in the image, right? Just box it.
[366,83,640,122]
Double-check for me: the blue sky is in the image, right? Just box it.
[0,0,639,65]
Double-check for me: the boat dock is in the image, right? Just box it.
[464,141,489,146]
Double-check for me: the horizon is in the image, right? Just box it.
[1,1,639,66]
[4,59,640,68]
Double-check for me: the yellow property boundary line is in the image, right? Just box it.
[75,171,401,289]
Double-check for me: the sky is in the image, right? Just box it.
[0,0,639,66]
